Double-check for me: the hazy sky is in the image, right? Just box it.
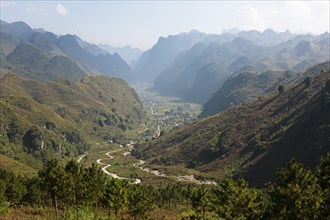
[1,1,329,50]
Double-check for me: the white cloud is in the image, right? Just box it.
[261,1,329,34]
[232,1,329,34]
[235,6,265,31]
[56,3,68,15]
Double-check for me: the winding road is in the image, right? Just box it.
[96,148,141,184]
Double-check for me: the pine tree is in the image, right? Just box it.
[127,184,155,220]
[191,185,213,219]
[38,159,69,219]
[102,179,128,218]
[65,160,85,217]
[83,163,106,211]
[316,152,330,218]
[267,159,323,219]
[212,178,268,219]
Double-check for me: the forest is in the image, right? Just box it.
[1,152,329,219]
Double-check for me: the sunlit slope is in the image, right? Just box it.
[0,73,144,172]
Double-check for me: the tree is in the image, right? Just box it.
[278,85,285,95]
[22,176,43,206]
[267,159,323,219]
[65,160,85,217]
[102,179,128,218]
[83,163,106,210]
[304,76,312,88]
[316,152,330,218]
[38,159,69,219]
[127,184,155,219]
[212,178,268,219]
[0,169,26,206]
[191,186,213,219]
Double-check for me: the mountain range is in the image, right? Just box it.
[150,31,329,104]
[0,20,134,83]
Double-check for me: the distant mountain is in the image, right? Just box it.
[152,38,269,103]
[0,73,144,170]
[151,32,329,104]
[236,29,295,46]
[0,20,134,83]
[3,39,87,81]
[200,61,330,117]
[133,30,208,83]
[99,44,142,67]
[74,35,107,56]
[134,64,330,187]
[0,32,20,59]
[0,20,34,40]
[203,29,295,48]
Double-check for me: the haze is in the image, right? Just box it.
[1,1,329,50]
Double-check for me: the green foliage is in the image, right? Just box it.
[191,186,213,219]
[0,168,27,206]
[212,178,268,220]
[127,184,155,219]
[22,126,44,152]
[267,159,323,219]
[84,163,107,209]
[316,152,330,217]
[1,153,329,219]
[102,179,128,217]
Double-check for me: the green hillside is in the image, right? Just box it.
[0,73,144,173]
[133,68,330,186]
[201,61,330,117]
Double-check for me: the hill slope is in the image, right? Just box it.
[0,73,144,171]
[134,67,330,187]
[201,61,330,117]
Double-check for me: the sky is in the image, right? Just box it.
[1,1,329,50]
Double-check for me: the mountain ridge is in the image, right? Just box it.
[0,20,134,83]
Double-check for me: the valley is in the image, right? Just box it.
[0,9,329,218]
[76,87,208,186]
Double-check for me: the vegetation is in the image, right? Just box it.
[0,153,329,219]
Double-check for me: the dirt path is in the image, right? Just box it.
[132,159,216,185]
[77,153,87,163]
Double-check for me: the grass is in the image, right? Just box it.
[0,154,37,176]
